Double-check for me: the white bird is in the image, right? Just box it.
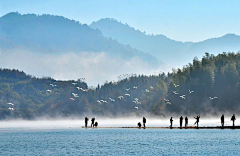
[173,91,179,94]
[69,98,75,100]
[50,84,57,87]
[134,98,139,101]
[97,100,101,104]
[7,103,14,106]
[103,101,108,103]
[145,89,150,92]
[164,99,169,102]
[135,107,138,110]
[174,84,179,87]
[76,87,82,90]
[133,101,137,103]
[118,96,124,99]
[72,83,77,85]
[8,107,14,111]
[150,86,154,89]
[137,101,141,104]
[46,89,51,93]
[180,95,186,99]
[167,102,171,105]
[209,97,217,100]
[126,88,130,91]
[72,93,79,97]
[125,94,130,96]
[133,86,138,89]
[189,90,194,94]
[100,100,105,102]
[109,98,115,102]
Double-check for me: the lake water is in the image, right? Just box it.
[1,128,240,155]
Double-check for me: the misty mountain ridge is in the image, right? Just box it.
[90,18,240,65]
[0,12,159,66]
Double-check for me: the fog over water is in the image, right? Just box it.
[0,117,235,129]
[0,50,168,86]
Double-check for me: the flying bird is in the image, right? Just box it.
[125,93,130,96]
[50,84,57,87]
[173,91,179,94]
[46,89,51,93]
[7,103,14,106]
[72,93,79,97]
[118,96,124,99]
[126,88,130,91]
[72,83,77,85]
[69,98,75,101]
[134,107,138,110]
[97,100,101,104]
[149,86,154,89]
[145,89,150,92]
[133,86,138,89]
[167,102,171,105]
[189,90,194,94]
[174,84,179,87]
[8,107,14,111]
[180,95,186,99]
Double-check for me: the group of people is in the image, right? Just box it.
[138,117,147,128]
[85,117,98,127]
[170,115,200,128]
[137,114,236,128]
[84,114,237,128]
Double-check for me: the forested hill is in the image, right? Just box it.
[1,52,240,120]
[0,12,159,65]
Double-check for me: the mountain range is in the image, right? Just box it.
[0,12,159,66]
[90,18,240,66]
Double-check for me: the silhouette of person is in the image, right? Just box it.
[221,114,224,128]
[94,122,98,127]
[91,118,95,127]
[185,116,188,128]
[143,117,146,128]
[170,117,173,128]
[231,114,236,127]
[137,122,142,128]
[85,117,89,127]
[179,116,183,128]
[194,115,200,128]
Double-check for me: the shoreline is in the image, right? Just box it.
[82,126,240,129]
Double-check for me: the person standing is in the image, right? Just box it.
[91,118,95,127]
[170,117,173,128]
[221,114,224,128]
[143,117,146,128]
[185,116,188,128]
[85,117,89,127]
[179,116,183,128]
[231,114,236,127]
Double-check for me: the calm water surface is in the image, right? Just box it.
[0,128,240,155]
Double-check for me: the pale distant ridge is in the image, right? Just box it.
[0,12,160,66]
[90,18,240,65]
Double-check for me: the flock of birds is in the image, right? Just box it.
[5,82,218,112]
[95,86,155,110]
[166,83,217,106]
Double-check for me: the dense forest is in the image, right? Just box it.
[1,52,240,120]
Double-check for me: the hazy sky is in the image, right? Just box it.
[1,0,240,42]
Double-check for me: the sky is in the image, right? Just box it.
[1,0,240,42]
